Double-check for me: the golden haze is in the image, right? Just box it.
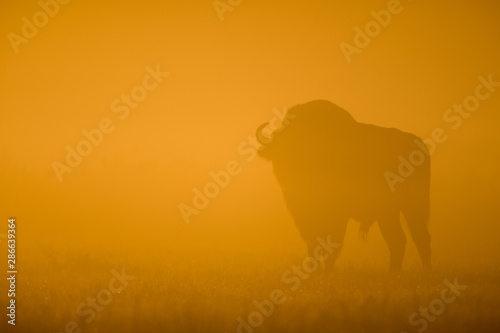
[0,0,499,332]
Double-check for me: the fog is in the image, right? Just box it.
[1,1,499,331]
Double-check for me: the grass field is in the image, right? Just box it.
[4,245,499,333]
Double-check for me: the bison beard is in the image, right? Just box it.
[257,100,431,271]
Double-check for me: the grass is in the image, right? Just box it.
[4,246,500,333]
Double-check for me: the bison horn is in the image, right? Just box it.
[256,122,273,145]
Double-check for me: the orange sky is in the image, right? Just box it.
[1,0,499,259]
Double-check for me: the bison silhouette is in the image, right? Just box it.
[257,100,431,271]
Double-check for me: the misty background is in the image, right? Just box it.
[1,0,499,266]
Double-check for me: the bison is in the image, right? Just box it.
[257,100,431,271]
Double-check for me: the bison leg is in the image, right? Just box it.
[305,239,341,274]
[324,223,346,273]
[312,221,346,273]
[378,213,406,271]
[404,211,431,268]
[302,229,345,274]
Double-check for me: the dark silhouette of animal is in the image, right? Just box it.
[257,100,431,270]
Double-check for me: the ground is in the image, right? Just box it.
[5,245,500,333]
